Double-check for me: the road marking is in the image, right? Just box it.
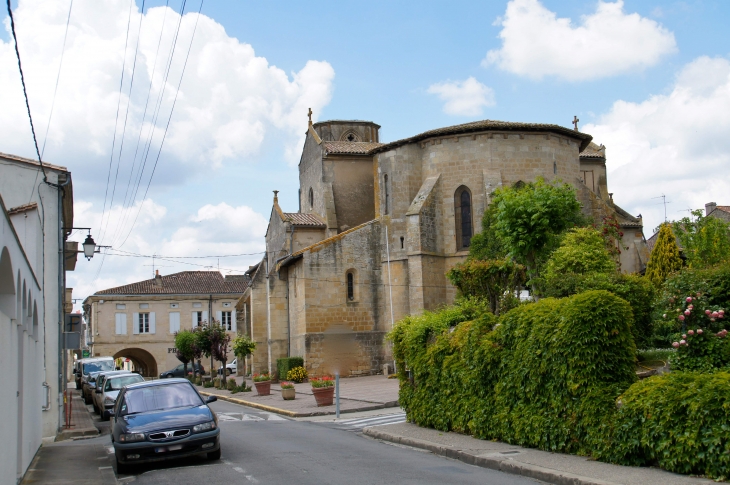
[233,466,259,483]
[259,412,286,421]
[331,412,407,431]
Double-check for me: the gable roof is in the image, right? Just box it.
[94,271,248,296]
[283,212,326,227]
[580,142,605,159]
[323,141,383,155]
[370,119,594,154]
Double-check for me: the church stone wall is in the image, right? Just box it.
[332,157,375,231]
[299,134,327,220]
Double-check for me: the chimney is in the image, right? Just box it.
[154,270,162,287]
[706,202,717,216]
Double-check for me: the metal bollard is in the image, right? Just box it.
[335,373,340,419]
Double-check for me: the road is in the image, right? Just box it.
[108,399,540,484]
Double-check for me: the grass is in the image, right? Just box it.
[637,348,675,363]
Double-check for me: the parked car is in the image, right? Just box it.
[108,379,220,473]
[92,370,132,414]
[96,373,145,421]
[217,359,236,376]
[159,363,205,379]
[80,357,115,404]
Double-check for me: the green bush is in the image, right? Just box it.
[230,384,251,394]
[596,371,730,480]
[446,258,526,315]
[286,366,308,383]
[277,357,304,381]
[390,290,636,455]
[212,377,221,389]
[226,378,237,391]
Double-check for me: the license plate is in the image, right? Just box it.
[155,445,183,453]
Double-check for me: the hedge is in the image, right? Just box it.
[277,357,304,381]
[391,290,637,455]
[596,371,730,480]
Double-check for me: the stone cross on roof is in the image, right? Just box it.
[572,115,579,131]
[308,108,313,126]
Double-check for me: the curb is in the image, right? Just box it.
[362,428,620,485]
[55,427,99,442]
[199,391,398,418]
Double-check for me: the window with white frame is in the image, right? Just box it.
[221,311,232,331]
[138,313,150,333]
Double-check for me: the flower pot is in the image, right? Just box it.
[312,386,334,406]
[254,380,271,396]
[281,388,295,400]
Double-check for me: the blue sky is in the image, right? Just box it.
[1,0,729,306]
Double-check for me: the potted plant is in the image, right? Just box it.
[280,381,295,400]
[310,376,334,406]
[252,373,271,396]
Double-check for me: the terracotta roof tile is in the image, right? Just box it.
[283,213,326,227]
[7,202,38,215]
[370,119,594,154]
[323,141,383,155]
[580,141,605,159]
[95,271,247,295]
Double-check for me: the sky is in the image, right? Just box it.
[1,0,729,311]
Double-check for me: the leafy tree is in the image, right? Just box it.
[645,223,683,287]
[232,335,256,377]
[209,322,232,387]
[174,330,196,378]
[468,203,507,261]
[672,209,730,269]
[543,228,616,287]
[447,258,526,315]
[491,178,584,288]
[194,322,214,379]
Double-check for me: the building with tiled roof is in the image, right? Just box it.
[706,202,730,223]
[239,114,647,379]
[83,271,246,377]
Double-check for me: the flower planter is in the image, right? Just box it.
[254,380,271,396]
[281,388,296,400]
[312,386,334,406]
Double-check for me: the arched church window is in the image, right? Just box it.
[309,188,314,209]
[384,174,390,215]
[454,186,473,250]
[346,271,355,301]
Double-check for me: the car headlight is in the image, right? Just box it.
[192,421,216,433]
[119,433,146,443]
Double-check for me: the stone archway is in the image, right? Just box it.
[113,348,158,378]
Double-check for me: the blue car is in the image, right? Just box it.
[108,378,220,473]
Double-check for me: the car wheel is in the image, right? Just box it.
[226,369,231,376]
[93,403,99,414]
[83,393,90,404]
[115,455,129,475]
[207,447,221,461]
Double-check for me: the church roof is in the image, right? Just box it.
[580,142,605,159]
[323,141,383,155]
[370,119,594,154]
[94,271,248,295]
[283,212,327,227]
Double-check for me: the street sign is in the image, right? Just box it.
[82,350,90,358]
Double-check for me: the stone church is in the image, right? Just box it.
[236,116,648,377]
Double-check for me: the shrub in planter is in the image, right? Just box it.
[212,377,221,389]
[226,378,237,391]
[286,366,308,383]
[596,371,730,480]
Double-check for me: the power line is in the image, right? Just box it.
[6,0,48,181]
[109,248,265,259]
[98,0,135,242]
[119,0,204,248]
[111,0,171,246]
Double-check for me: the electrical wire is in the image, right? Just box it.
[118,0,203,248]
[109,248,266,259]
[98,0,135,242]
[6,0,47,181]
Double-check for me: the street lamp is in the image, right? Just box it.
[82,234,97,260]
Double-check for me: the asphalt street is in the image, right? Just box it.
[112,399,542,484]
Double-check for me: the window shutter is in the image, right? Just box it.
[132,313,139,335]
[216,311,222,326]
[191,311,197,328]
[231,310,237,332]
[202,310,208,324]
[149,312,156,334]
[169,312,180,333]
[115,313,121,334]
[120,313,127,335]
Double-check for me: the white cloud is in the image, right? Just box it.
[584,56,730,233]
[67,199,267,311]
[427,77,495,116]
[484,0,677,81]
[0,0,335,190]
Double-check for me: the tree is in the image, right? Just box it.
[468,203,508,261]
[232,335,256,378]
[174,330,196,378]
[645,223,683,287]
[194,322,214,380]
[491,178,584,288]
[447,258,526,315]
[543,228,616,288]
[209,322,231,387]
[672,209,730,269]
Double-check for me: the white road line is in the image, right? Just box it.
[339,413,406,426]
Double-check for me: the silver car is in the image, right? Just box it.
[98,373,145,421]
[92,370,132,414]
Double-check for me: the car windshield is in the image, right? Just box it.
[121,383,203,415]
[105,375,144,391]
[83,361,114,374]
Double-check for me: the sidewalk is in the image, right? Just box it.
[198,374,399,417]
[363,422,715,485]
[56,386,99,441]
